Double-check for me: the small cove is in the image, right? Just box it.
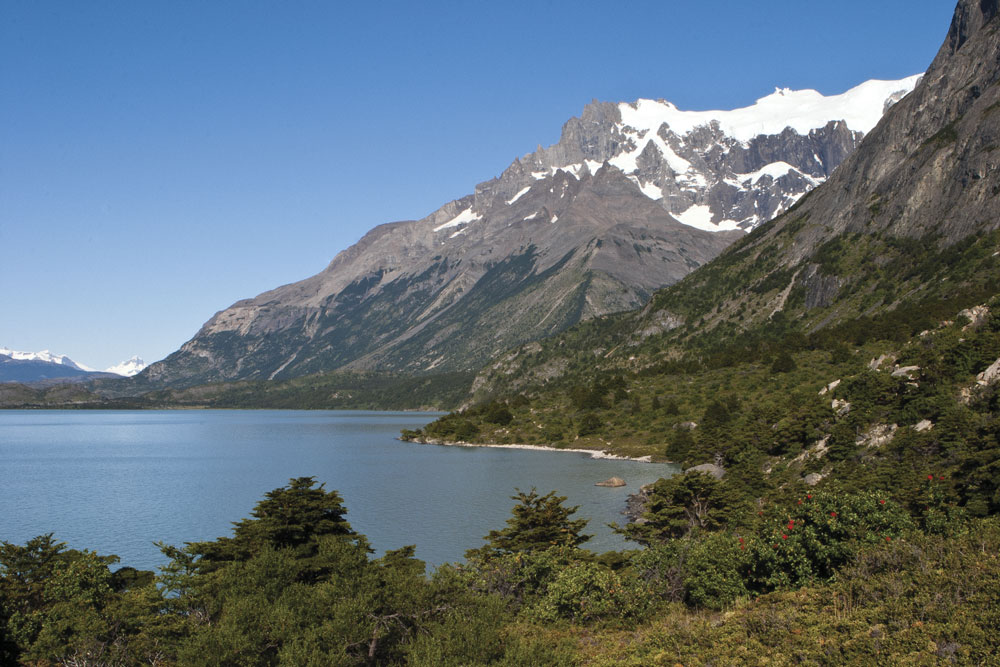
[0,410,678,570]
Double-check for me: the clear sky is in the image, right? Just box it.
[1,1,956,370]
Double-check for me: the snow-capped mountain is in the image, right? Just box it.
[141,77,918,387]
[0,347,94,372]
[458,76,921,235]
[105,356,147,377]
[0,348,148,382]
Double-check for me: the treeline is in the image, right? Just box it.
[0,371,475,412]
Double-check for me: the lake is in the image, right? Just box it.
[0,410,678,571]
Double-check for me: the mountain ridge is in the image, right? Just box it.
[138,77,918,389]
[0,347,145,383]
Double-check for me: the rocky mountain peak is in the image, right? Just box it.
[946,0,999,54]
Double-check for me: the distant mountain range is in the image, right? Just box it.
[139,77,918,389]
[0,348,146,384]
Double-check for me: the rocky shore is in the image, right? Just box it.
[623,483,655,523]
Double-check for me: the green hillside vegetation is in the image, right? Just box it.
[406,295,1000,503]
[3,476,998,665]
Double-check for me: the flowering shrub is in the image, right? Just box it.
[743,490,914,592]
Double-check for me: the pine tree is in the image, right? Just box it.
[469,489,590,558]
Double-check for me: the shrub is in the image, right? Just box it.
[744,490,914,592]
[529,560,655,624]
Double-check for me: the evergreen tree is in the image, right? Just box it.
[469,489,590,558]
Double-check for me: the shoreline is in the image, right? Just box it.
[407,438,656,463]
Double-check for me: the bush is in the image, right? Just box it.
[744,490,914,592]
[530,561,643,623]
[682,532,748,610]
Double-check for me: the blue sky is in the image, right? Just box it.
[1,1,955,370]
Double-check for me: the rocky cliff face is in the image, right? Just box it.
[141,78,918,387]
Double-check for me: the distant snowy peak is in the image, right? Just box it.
[0,347,147,377]
[437,75,922,238]
[106,356,147,377]
[0,347,94,372]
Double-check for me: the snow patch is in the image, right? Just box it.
[628,175,663,200]
[673,205,742,232]
[506,186,530,205]
[433,207,482,232]
[735,161,819,185]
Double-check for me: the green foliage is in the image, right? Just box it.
[0,534,162,665]
[664,426,695,461]
[770,350,797,373]
[4,476,1000,664]
[576,519,1000,665]
[469,489,590,559]
[530,561,639,623]
[625,471,726,543]
[575,411,602,436]
[680,532,749,609]
[176,476,356,579]
[743,490,915,593]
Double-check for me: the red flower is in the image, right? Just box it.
[879,499,885,505]
[830,511,837,518]
[928,474,934,480]
[885,536,891,542]
[806,494,812,499]
[938,476,945,481]
[787,520,795,530]
[782,534,788,540]
[738,537,744,543]
[797,500,803,505]
[758,511,764,516]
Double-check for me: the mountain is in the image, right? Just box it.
[0,347,94,372]
[0,347,109,384]
[105,356,147,377]
[0,348,147,384]
[436,0,1000,407]
[139,78,918,390]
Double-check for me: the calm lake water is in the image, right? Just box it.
[0,410,678,571]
